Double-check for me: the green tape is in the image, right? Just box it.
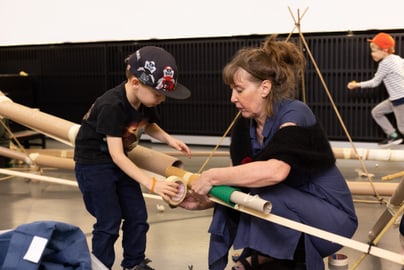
[209,186,240,206]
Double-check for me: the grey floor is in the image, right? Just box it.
[1,139,404,270]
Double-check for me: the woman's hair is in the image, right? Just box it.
[223,35,305,116]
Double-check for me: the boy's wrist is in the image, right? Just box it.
[150,177,156,193]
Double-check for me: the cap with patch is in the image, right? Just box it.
[368,32,395,52]
[126,46,191,99]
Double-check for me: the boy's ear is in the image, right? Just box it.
[131,77,141,87]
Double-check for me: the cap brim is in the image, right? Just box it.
[159,83,191,100]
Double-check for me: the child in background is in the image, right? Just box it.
[74,46,191,270]
[347,32,404,148]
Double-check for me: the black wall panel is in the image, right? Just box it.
[0,30,403,142]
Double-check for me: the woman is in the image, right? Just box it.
[180,36,358,270]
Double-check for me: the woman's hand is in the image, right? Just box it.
[179,191,214,210]
[189,172,214,196]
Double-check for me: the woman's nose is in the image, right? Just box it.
[230,91,239,104]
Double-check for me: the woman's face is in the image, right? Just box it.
[230,68,270,119]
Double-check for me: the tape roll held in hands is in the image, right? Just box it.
[165,175,272,214]
[165,176,188,206]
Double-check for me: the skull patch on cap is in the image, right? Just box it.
[156,66,176,92]
[137,60,157,85]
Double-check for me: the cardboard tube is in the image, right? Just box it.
[347,181,398,196]
[209,186,239,206]
[161,151,229,157]
[0,146,74,170]
[164,166,200,186]
[0,146,32,164]
[231,191,272,214]
[127,145,183,176]
[28,153,75,170]
[333,147,404,161]
[207,186,272,213]
[0,91,80,146]
[25,149,74,159]
[156,148,404,161]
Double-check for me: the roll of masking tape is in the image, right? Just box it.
[165,176,187,206]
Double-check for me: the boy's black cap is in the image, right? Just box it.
[126,46,191,100]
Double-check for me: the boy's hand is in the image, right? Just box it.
[168,137,191,158]
[347,80,359,90]
[152,179,180,202]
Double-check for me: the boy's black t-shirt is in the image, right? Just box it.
[74,82,159,164]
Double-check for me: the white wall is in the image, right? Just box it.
[0,0,403,46]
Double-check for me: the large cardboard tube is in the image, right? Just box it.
[0,146,74,170]
[347,181,398,196]
[28,153,75,170]
[25,149,74,159]
[333,147,404,161]
[127,145,183,176]
[164,166,200,185]
[0,146,31,164]
[0,91,80,146]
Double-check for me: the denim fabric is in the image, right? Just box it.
[75,163,149,269]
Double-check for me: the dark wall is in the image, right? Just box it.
[0,30,403,142]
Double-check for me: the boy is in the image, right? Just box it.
[347,32,404,147]
[74,46,191,270]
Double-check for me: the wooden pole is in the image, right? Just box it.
[210,196,404,266]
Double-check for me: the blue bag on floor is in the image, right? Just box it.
[0,221,92,270]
